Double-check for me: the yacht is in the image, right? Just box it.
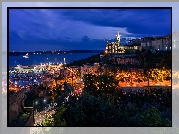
[23,53,29,58]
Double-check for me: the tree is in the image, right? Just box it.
[62,92,121,127]
[53,105,66,126]
[138,107,163,126]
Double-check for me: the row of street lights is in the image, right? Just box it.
[33,99,46,114]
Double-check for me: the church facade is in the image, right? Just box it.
[106,29,126,54]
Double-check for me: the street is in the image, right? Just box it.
[34,108,56,126]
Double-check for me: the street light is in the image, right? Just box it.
[43,99,46,111]
[35,101,38,114]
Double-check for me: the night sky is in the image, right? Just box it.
[9,8,171,52]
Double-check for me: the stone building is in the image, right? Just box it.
[80,63,100,79]
[126,34,171,51]
[106,29,142,54]
[106,29,126,53]
[151,35,171,51]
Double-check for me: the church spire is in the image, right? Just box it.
[116,28,121,42]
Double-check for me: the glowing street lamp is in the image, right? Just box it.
[35,101,38,114]
[43,99,46,111]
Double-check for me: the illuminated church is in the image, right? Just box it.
[106,29,126,53]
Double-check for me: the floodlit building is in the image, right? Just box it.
[105,29,142,54]
[15,65,34,73]
[14,64,46,73]
[106,29,126,53]
[81,63,100,79]
[105,29,171,53]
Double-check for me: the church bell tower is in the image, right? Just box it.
[116,29,121,45]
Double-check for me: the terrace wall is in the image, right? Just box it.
[24,108,35,126]
[9,90,25,123]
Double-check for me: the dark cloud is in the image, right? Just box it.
[60,9,171,36]
[9,8,171,51]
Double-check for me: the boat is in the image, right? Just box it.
[23,53,29,58]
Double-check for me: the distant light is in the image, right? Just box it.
[13,51,14,52]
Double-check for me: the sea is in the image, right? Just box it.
[9,53,98,67]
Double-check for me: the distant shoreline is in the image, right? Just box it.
[9,52,100,67]
[9,50,103,56]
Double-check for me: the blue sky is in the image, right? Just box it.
[9,8,171,52]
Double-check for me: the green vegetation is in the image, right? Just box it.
[36,105,66,126]
[44,74,171,127]
[31,50,171,127]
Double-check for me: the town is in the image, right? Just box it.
[8,30,172,127]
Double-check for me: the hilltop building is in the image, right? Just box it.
[105,29,171,54]
[105,29,141,54]
[127,35,171,51]
[106,29,126,53]
[151,35,171,51]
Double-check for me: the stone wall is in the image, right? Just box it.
[24,109,34,126]
[9,90,25,123]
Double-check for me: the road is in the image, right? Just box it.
[34,109,56,126]
[119,81,171,88]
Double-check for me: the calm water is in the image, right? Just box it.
[9,53,98,66]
